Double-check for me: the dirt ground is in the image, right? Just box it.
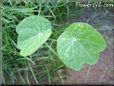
[25,7,114,85]
[3,4,114,85]
[64,7,114,85]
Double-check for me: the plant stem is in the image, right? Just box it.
[45,42,58,57]
[29,56,38,84]
[24,56,35,65]
[84,65,92,82]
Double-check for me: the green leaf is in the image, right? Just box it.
[16,16,52,56]
[57,22,106,71]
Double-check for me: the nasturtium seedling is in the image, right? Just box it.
[57,23,106,71]
[16,16,106,71]
[16,15,52,56]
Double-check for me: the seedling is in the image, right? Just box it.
[16,15,106,71]
[57,23,106,71]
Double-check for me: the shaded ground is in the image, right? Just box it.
[64,7,114,84]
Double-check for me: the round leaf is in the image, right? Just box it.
[16,16,52,56]
[57,23,106,71]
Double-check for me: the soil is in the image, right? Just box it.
[3,3,114,85]
[64,7,114,84]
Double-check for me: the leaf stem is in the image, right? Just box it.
[84,65,92,82]
[45,42,58,57]
[24,56,35,65]
[28,62,38,84]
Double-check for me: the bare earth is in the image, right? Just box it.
[64,7,114,85]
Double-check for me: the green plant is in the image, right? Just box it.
[2,1,70,84]
[16,16,52,56]
[57,23,106,71]
[16,16,106,71]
